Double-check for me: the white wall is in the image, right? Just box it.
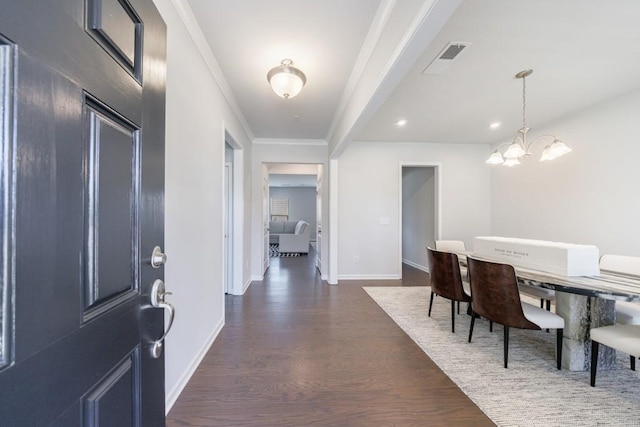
[402,167,435,271]
[251,142,329,279]
[153,0,252,411]
[338,141,490,279]
[491,89,640,257]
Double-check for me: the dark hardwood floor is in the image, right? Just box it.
[166,249,494,426]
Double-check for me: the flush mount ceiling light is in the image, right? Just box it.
[486,69,572,166]
[267,59,307,99]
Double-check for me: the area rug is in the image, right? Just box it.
[269,244,301,257]
[363,286,640,426]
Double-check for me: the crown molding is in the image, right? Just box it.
[170,0,255,141]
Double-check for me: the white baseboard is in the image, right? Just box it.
[165,317,224,414]
[242,278,252,294]
[338,274,401,280]
[251,275,263,281]
[402,259,429,273]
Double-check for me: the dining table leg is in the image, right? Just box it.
[555,292,616,371]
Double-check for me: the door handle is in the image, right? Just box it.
[150,279,175,358]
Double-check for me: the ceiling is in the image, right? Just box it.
[186,0,380,140]
[185,0,640,149]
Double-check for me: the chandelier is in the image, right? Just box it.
[267,59,307,99]
[486,69,571,166]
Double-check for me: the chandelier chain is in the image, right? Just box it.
[522,74,527,129]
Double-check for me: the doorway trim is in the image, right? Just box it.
[261,162,326,280]
[398,162,442,278]
[222,126,245,295]
[224,162,232,294]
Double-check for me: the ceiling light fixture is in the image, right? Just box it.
[267,59,307,99]
[396,119,407,127]
[486,69,572,166]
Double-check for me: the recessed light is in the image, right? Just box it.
[396,119,407,127]
[490,122,501,129]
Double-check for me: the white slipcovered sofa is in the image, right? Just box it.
[269,220,311,254]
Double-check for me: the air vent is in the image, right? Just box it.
[422,42,470,75]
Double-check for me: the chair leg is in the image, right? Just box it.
[490,321,493,333]
[504,326,509,368]
[545,300,552,333]
[540,298,544,309]
[457,301,460,315]
[451,300,455,333]
[428,291,435,317]
[556,329,563,370]
[468,312,476,343]
[631,355,636,371]
[590,340,599,387]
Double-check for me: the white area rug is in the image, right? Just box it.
[364,286,640,427]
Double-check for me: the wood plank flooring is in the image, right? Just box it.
[166,250,494,426]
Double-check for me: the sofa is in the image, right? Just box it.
[269,220,311,253]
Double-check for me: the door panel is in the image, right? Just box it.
[86,0,142,77]
[83,348,140,427]
[0,0,167,425]
[84,98,139,318]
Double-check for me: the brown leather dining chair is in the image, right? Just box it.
[434,240,469,315]
[427,247,471,333]
[466,256,565,369]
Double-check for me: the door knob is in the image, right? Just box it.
[151,246,167,268]
[150,279,175,358]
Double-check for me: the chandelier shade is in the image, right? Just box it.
[487,69,572,166]
[503,141,526,159]
[486,149,505,164]
[503,157,521,167]
[267,59,307,99]
[540,140,572,161]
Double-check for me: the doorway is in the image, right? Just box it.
[400,164,441,276]
[263,163,323,273]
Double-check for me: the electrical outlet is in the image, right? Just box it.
[354,256,359,264]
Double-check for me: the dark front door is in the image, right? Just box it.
[0,0,167,425]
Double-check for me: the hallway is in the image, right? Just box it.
[166,250,493,426]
